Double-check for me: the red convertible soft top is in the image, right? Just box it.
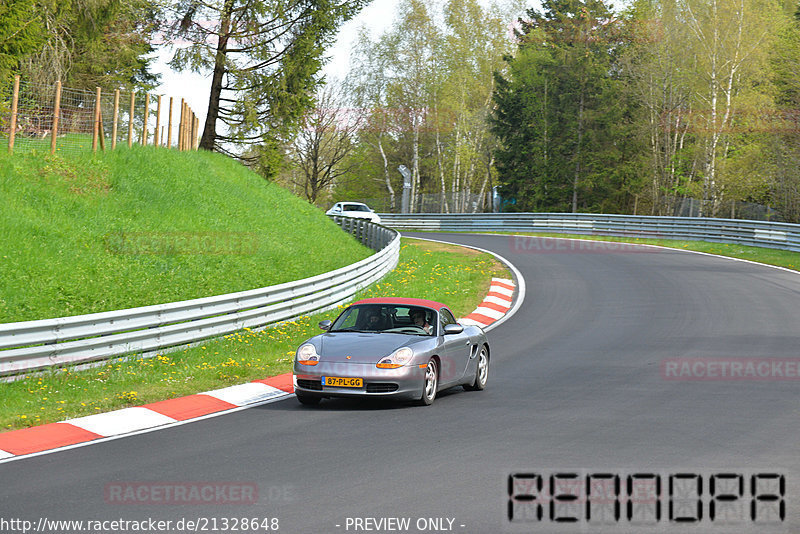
[352,297,449,311]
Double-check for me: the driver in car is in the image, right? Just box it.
[364,309,384,331]
[410,309,432,335]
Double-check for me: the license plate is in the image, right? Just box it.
[322,376,363,388]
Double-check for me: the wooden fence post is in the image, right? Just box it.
[112,89,120,150]
[8,75,20,154]
[193,115,199,150]
[128,91,135,148]
[167,97,174,148]
[184,103,190,151]
[179,99,186,151]
[98,107,105,151]
[154,95,162,147]
[92,87,101,152]
[189,111,195,150]
[50,81,62,155]
[141,92,149,145]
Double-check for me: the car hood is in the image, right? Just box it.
[316,332,424,364]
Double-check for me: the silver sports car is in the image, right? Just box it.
[292,298,490,406]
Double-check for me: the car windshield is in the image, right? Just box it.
[329,304,435,336]
[342,204,370,212]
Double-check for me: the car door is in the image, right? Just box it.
[438,308,472,386]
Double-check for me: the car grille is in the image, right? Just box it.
[297,379,322,391]
[366,383,399,393]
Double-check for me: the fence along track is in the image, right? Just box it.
[3,75,200,157]
[378,213,800,253]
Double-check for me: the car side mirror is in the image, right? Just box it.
[319,320,332,331]
[443,324,463,335]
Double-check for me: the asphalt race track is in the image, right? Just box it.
[2,233,799,534]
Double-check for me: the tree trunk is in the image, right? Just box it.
[436,124,449,213]
[199,0,234,151]
[378,137,396,211]
[411,119,420,213]
[572,86,585,213]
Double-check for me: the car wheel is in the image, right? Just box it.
[418,359,438,406]
[296,392,321,406]
[464,346,488,391]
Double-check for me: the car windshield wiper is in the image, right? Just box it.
[330,329,377,333]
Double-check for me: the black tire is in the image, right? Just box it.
[464,346,488,391]
[296,391,321,406]
[418,358,438,406]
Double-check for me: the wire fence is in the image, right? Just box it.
[1,75,200,157]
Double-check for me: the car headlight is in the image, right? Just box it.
[297,344,319,366]
[376,347,413,369]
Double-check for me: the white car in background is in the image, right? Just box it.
[326,202,381,224]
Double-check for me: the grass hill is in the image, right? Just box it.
[0,146,371,323]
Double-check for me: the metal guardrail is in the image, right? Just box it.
[0,218,399,376]
[378,213,800,253]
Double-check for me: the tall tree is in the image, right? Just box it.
[287,86,361,203]
[766,0,800,221]
[343,0,518,213]
[680,0,780,215]
[18,0,159,91]
[622,0,695,215]
[384,0,442,212]
[492,0,632,212]
[440,0,518,212]
[166,0,367,160]
[347,27,398,211]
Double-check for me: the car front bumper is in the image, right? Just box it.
[293,361,426,401]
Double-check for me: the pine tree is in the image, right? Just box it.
[166,0,368,162]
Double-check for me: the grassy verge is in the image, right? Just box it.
[492,231,800,271]
[0,146,370,322]
[1,238,510,431]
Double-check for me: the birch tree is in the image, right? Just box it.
[680,0,779,215]
[622,0,696,214]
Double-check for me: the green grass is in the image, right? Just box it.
[0,146,372,322]
[494,231,800,271]
[0,237,509,431]
[3,132,96,154]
